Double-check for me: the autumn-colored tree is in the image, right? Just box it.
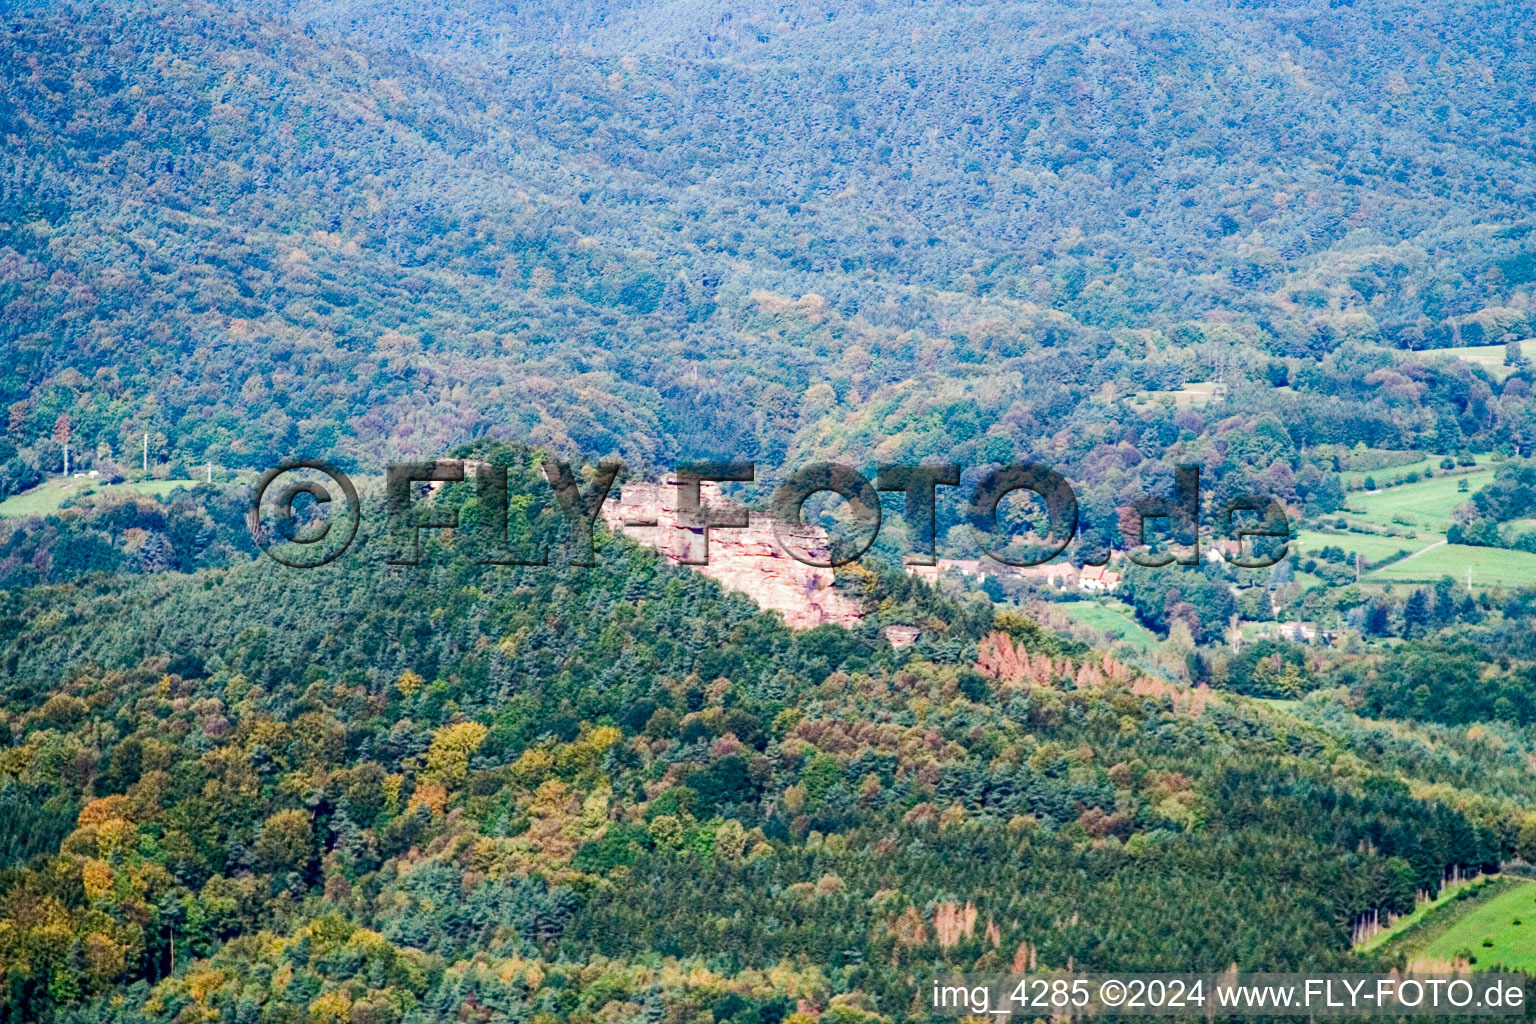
[422,721,489,788]
[255,809,315,874]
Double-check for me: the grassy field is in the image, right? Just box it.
[1365,543,1536,588]
[1128,381,1224,409]
[1341,455,1433,490]
[0,478,196,518]
[1358,877,1486,953]
[1375,877,1536,971]
[1293,462,1536,589]
[1436,341,1529,382]
[1348,470,1491,534]
[1056,600,1160,652]
[1293,529,1427,565]
[1341,456,1482,490]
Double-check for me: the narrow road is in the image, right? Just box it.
[1397,539,1448,563]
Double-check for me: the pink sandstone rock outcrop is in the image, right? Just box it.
[601,478,864,630]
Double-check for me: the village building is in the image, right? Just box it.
[1079,564,1123,593]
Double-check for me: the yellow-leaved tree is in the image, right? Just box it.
[423,721,489,789]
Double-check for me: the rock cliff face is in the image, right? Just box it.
[601,479,864,630]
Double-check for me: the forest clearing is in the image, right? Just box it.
[1373,877,1536,972]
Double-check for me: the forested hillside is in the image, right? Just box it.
[2,0,1535,511]
[0,447,1530,1023]
[5,1,1536,1021]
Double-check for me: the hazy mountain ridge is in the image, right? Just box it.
[1,0,1533,496]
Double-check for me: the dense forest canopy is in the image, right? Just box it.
[0,447,1531,1024]
[3,1,1536,1021]
[1,0,1533,492]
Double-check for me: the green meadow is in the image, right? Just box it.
[1357,877,1485,953]
[1349,470,1492,535]
[1127,381,1225,409]
[1289,460,1536,589]
[1436,341,1529,383]
[1293,529,1427,565]
[0,478,196,518]
[1340,456,1485,491]
[1365,544,1536,588]
[1376,877,1536,971]
[1056,600,1161,652]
